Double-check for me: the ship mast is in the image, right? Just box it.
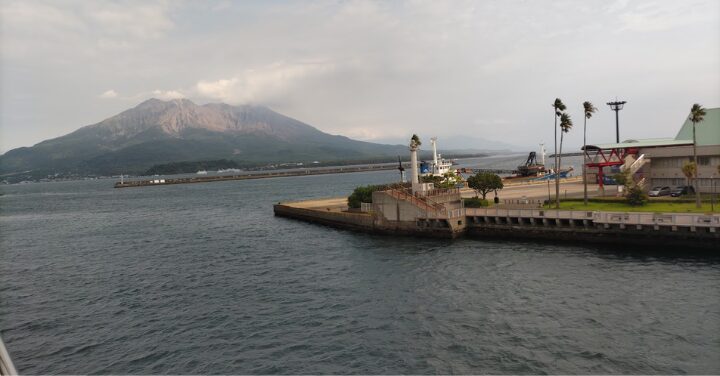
[431,137,438,175]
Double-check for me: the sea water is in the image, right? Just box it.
[1,155,718,374]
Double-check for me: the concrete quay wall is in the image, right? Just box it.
[273,204,375,231]
[273,203,458,238]
[465,220,719,250]
[274,197,719,249]
[465,208,719,249]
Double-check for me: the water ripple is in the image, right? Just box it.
[2,171,719,374]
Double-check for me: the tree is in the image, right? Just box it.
[582,101,597,205]
[420,175,443,185]
[441,170,463,188]
[467,172,503,200]
[552,98,566,208]
[410,134,422,148]
[682,161,696,187]
[347,185,377,208]
[421,170,463,189]
[626,185,648,206]
[614,168,647,206]
[689,104,706,208]
[556,112,573,208]
[612,169,629,187]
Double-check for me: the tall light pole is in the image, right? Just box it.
[712,173,716,212]
[607,100,626,143]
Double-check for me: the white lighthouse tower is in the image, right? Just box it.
[409,135,420,185]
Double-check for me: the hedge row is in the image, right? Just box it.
[347,182,409,208]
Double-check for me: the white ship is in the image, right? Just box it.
[420,137,453,176]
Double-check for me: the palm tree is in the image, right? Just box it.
[689,104,706,208]
[582,101,597,205]
[552,98,566,208]
[556,113,574,206]
[682,161,696,188]
[410,134,422,148]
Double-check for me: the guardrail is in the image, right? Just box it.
[387,189,446,213]
[592,211,720,227]
[464,207,720,228]
[407,187,461,198]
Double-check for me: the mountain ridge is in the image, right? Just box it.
[0,98,408,178]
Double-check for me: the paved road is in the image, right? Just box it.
[462,179,604,201]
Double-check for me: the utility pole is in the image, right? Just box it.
[397,156,405,183]
[607,100,627,143]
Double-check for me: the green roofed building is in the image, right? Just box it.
[584,107,720,193]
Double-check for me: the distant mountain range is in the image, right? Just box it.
[1,98,416,178]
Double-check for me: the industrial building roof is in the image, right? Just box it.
[675,107,720,146]
[583,138,692,150]
[584,107,719,150]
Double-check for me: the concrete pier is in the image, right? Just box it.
[274,187,720,249]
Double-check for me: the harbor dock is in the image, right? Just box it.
[274,183,720,249]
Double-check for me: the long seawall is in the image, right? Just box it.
[115,164,399,188]
[274,199,720,250]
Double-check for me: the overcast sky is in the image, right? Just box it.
[1,0,719,153]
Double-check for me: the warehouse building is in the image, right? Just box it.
[584,107,720,193]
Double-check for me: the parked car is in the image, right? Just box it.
[648,186,671,197]
[670,185,696,197]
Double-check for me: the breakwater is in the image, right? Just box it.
[115,164,399,188]
[274,198,720,249]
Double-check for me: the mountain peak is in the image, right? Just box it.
[92,98,323,140]
[0,99,407,177]
[136,97,195,108]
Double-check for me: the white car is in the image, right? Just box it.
[648,186,671,197]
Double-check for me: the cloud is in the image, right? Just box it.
[1,0,719,151]
[0,0,175,60]
[195,78,238,101]
[617,0,714,32]
[195,62,335,104]
[99,89,118,99]
[151,89,185,100]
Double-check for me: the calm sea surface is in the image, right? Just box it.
[1,155,719,374]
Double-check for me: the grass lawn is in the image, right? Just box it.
[543,200,720,213]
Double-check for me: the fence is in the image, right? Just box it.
[464,207,720,228]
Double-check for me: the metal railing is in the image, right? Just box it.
[593,211,720,227]
[463,207,720,228]
[387,189,446,213]
[0,336,17,376]
[411,187,461,198]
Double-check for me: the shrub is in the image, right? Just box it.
[420,175,443,185]
[464,197,489,208]
[612,170,629,187]
[347,183,408,208]
[421,171,463,189]
[348,185,377,208]
[626,185,648,206]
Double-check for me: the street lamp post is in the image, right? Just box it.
[712,173,716,212]
[607,100,627,143]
